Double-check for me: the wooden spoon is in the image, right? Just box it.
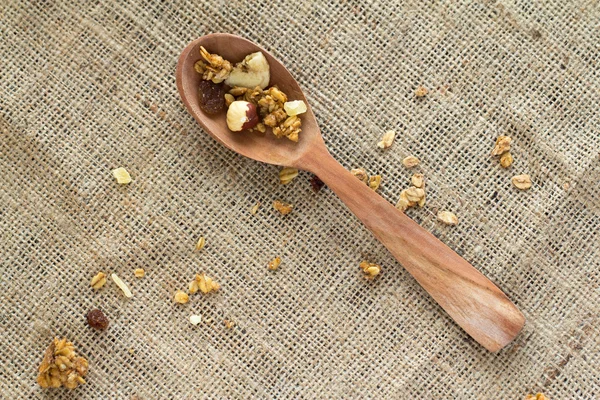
[176,33,525,352]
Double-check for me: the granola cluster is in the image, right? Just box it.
[194,46,232,83]
[37,338,88,390]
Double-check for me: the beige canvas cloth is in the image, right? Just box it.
[1,0,599,398]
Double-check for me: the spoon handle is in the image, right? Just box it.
[301,147,525,352]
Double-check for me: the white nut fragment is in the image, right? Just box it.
[111,273,133,298]
[225,52,270,89]
[437,211,458,226]
[112,167,132,184]
[226,101,259,132]
[189,315,202,325]
[284,100,307,116]
[377,130,395,149]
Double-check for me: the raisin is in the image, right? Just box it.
[310,175,325,193]
[86,309,109,331]
[198,80,225,115]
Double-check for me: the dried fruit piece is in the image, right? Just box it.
[225,51,270,89]
[86,309,109,331]
[134,268,145,278]
[195,273,220,294]
[377,130,395,149]
[284,100,307,116]
[251,202,261,214]
[279,167,299,184]
[415,86,428,97]
[402,156,420,168]
[226,101,259,131]
[411,173,424,188]
[174,290,189,304]
[224,319,235,329]
[369,175,382,191]
[351,168,369,184]
[491,136,512,156]
[111,273,133,298]
[500,152,513,168]
[437,211,458,226]
[273,200,293,215]
[359,261,382,279]
[195,46,232,83]
[37,338,88,390]
[189,315,202,325]
[405,187,425,203]
[512,174,532,190]
[195,236,206,252]
[268,257,281,271]
[310,175,325,193]
[90,272,107,290]
[112,167,132,184]
[198,80,226,115]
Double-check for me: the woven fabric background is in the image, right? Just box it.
[1,0,599,398]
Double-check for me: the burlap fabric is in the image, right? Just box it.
[1,0,599,398]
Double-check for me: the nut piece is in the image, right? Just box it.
[437,211,458,226]
[224,93,235,107]
[500,152,513,168]
[195,46,232,83]
[284,100,307,116]
[134,268,145,278]
[491,135,512,156]
[402,156,420,168]
[86,309,109,331]
[251,202,261,215]
[227,101,259,132]
[359,261,382,279]
[279,167,299,184]
[111,273,133,298]
[174,290,189,304]
[310,175,325,193]
[268,257,282,271]
[377,130,396,149]
[37,338,88,390]
[224,319,236,329]
[411,173,424,188]
[512,174,532,190]
[395,190,411,211]
[350,168,369,184]
[525,394,548,400]
[195,236,206,252]
[415,86,428,97]
[273,200,293,215]
[189,315,202,325]
[112,167,132,184]
[195,273,220,294]
[90,272,107,289]
[369,175,382,191]
[225,51,270,89]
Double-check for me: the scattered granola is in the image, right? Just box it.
[377,130,395,149]
[174,290,189,304]
[405,187,425,203]
[402,156,420,168]
[310,175,325,193]
[350,168,369,184]
[90,272,107,290]
[37,338,88,390]
[512,174,532,190]
[195,236,206,252]
[395,190,411,211]
[191,273,220,294]
[500,152,513,168]
[112,167,132,184]
[111,273,133,298]
[359,261,382,279]
[189,315,202,325]
[491,135,512,156]
[194,46,232,83]
[86,309,109,331]
[268,257,282,271]
[411,173,424,188]
[251,202,261,214]
[415,86,429,98]
[279,167,299,184]
[224,319,236,329]
[134,268,145,278]
[273,200,293,215]
[369,175,382,191]
[437,211,458,226]
[525,394,548,400]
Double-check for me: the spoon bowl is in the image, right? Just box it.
[176,33,323,167]
[176,34,525,352]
